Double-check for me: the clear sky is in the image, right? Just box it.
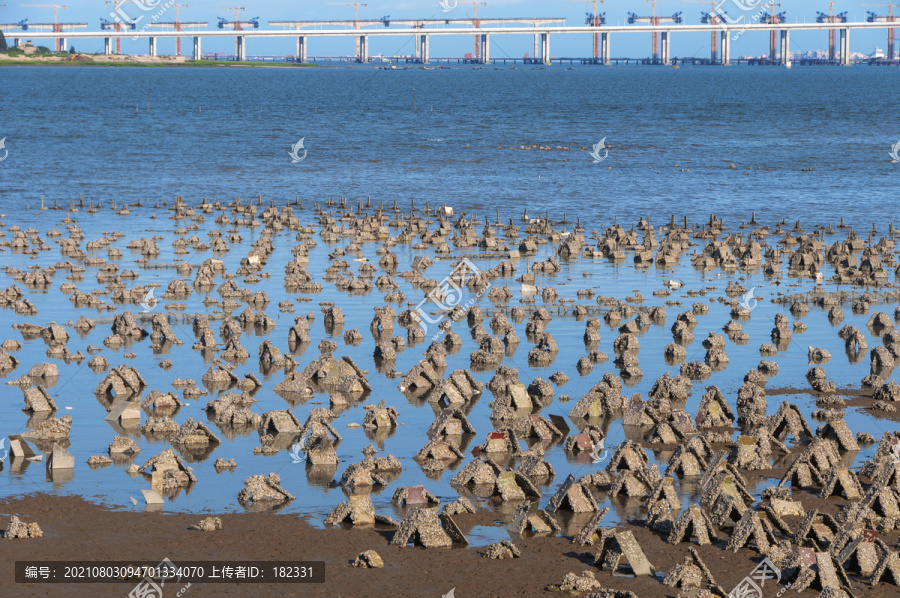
[0,1,896,58]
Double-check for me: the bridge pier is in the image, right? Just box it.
[602,32,610,65]
[840,28,850,65]
[480,33,489,63]
[59,37,67,53]
[355,34,369,63]
[296,36,307,63]
[418,34,429,63]
[14,22,878,66]
[780,30,791,67]
[660,31,670,65]
[720,31,730,65]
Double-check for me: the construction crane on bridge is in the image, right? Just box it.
[325,3,366,30]
[148,4,204,56]
[684,1,720,62]
[0,17,28,29]
[567,0,604,60]
[215,6,258,56]
[816,2,847,63]
[455,2,486,62]
[20,3,76,51]
[627,1,682,63]
[100,17,133,31]
[760,2,785,63]
[864,2,898,60]
[104,1,136,54]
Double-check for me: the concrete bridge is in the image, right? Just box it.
[0,21,890,66]
[268,18,565,29]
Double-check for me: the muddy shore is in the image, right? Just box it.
[5,491,896,598]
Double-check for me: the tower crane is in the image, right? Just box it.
[627,2,683,63]
[325,2,367,30]
[864,2,898,60]
[566,0,605,60]
[20,3,69,51]
[759,2,785,63]
[683,1,719,62]
[215,6,259,57]
[816,2,848,63]
[456,2,486,62]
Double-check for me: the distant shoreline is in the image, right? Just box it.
[0,55,318,68]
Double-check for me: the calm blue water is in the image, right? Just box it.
[0,65,898,228]
[0,65,897,546]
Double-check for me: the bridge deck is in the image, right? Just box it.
[1,21,896,38]
[268,18,566,29]
[0,23,88,30]
[147,23,210,28]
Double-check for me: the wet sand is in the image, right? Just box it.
[6,492,898,598]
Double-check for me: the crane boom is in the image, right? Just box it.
[325,3,367,30]
[567,0,604,60]
[455,2,486,61]
[213,6,245,56]
[863,3,898,59]
[684,1,719,62]
[21,3,66,51]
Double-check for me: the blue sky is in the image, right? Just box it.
[0,1,895,57]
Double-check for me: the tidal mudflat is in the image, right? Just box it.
[1,198,900,597]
